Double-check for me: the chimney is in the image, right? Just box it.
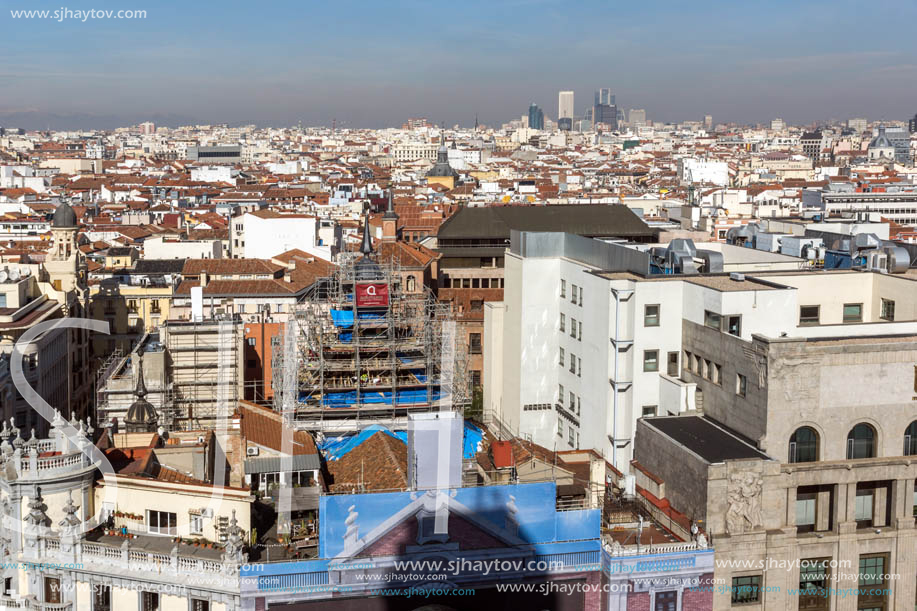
[200,270,209,288]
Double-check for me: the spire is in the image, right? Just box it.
[135,357,147,400]
[360,214,373,255]
[383,189,398,220]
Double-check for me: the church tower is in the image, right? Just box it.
[45,203,87,316]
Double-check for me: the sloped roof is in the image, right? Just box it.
[437,204,656,240]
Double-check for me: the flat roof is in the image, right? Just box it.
[644,416,771,463]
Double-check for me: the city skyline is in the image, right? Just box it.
[3,0,917,130]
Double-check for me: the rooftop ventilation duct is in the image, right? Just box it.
[696,249,724,273]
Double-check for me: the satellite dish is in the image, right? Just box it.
[8,268,20,282]
[0,270,9,283]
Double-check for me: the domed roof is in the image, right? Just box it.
[52,203,77,228]
[125,360,158,432]
[869,125,893,150]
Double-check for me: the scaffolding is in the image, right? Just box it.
[161,316,243,430]
[273,252,470,432]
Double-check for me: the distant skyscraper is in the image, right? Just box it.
[593,104,618,130]
[770,118,786,131]
[628,109,646,127]
[704,115,713,130]
[528,103,544,130]
[909,114,917,134]
[594,88,614,107]
[139,121,155,135]
[558,91,575,121]
[848,118,868,133]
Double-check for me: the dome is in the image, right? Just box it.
[125,397,157,431]
[124,360,158,432]
[52,203,77,228]
[869,125,893,150]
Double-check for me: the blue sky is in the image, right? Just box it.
[3,0,916,129]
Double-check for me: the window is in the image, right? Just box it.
[859,555,885,586]
[880,298,895,321]
[557,419,563,437]
[798,559,829,606]
[905,421,917,455]
[570,284,577,303]
[147,510,177,536]
[842,303,863,323]
[642,405,657,417]
[704,310,721,330]
[560,280,566,298]
[44,577,61,604]
[799,305,820,325]
[570,318,576,337]
[191,600,210,611]
[796,490,816,532]
[726,315,741,337]
[667,352,679,376]
[576,395,581,415]
[847,423,876,459]
[569,354,576,373]
[855,487,874,524]
[560,313,565,332]
[643,350,659,372]
[654,591,677,611]
[713,363,722,385]
[789,426,819,463]
[559,347,565,366]
[730,575,761,604]
[736,373,747,397]
[141,591,159,611]
[470,300,483,312]
[469,333,482,354]
[568,426,575,446]
[92,583,111,611]
[577,286,583,306]
[577,356,581,377]
[190,513,204,535]
[644,304,660,327]
[577,321,582,341]
[569,391,575,407]
[558,384,564,404]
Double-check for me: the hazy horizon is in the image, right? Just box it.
[3,0,917,131]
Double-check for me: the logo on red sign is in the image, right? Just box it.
[355,283,389,307]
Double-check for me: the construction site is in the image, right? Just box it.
[272,242,470,433]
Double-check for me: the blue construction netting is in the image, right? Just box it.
[318,420,485,462]
[308,389,442,407]
[320,425,406,461]
[463,421,483,458]
[330,309,354,327]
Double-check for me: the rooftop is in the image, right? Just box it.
[643,416,771,463]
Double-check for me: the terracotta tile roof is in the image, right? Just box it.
[238,400,318,456]
[327,431,408,493]
[182,258,282,277]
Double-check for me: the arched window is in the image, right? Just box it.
[406,275,416,292]
[905,422,917,456]
[847,424,876,459]
[789,427,819,463]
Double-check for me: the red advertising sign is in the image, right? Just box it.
[355,283,389,307]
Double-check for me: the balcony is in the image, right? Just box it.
[0,596,72,611]
[658,374,697,414]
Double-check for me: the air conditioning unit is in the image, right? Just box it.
[866,251,888,273]
[246,446,259,456]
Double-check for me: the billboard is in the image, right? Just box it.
[355,283,388,307]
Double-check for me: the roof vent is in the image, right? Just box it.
[729,272,745,282]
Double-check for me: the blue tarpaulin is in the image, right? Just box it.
[330,309,354,327]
